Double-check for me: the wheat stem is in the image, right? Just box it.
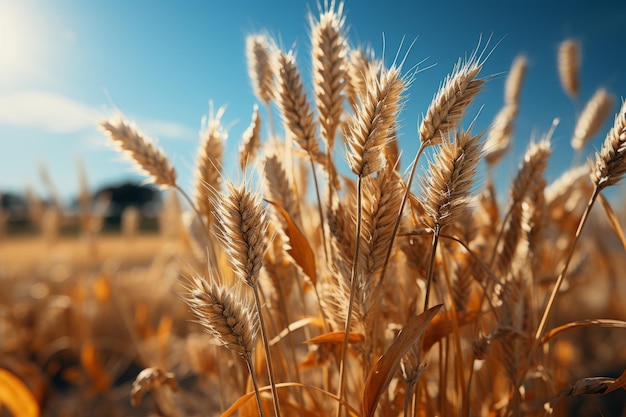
[514,185,598,408]
[423,223,441,312]
[336,175,363,417]
[175,184,214,263]
[404,378,417,417]
[252,285,282,417]
[309,157,330,264]
[245,355,267,417]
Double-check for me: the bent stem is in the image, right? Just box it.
[513,185,599,406]
[252,285,282,417]
[336,176,363,417]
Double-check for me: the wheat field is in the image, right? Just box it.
[1,3,626,417]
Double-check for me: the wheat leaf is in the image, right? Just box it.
[266,199,317,285]
[0,368,40,417]
[362,304,441,417]
[598,192,626,252]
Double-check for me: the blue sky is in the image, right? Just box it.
[1,0,626,202]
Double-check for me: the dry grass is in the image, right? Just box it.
[2,4,626,417]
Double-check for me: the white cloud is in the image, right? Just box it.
[0,90,99,133]
[137,118,196,141]
[0,90,195,140]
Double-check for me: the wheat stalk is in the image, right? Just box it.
[214,182,269,288]
[571,88,614,150]
[492,139,551,276]
[377,47,487,303]
[194,104,226,227]
[558,39,581,98]
[247,34,275,105]
[345,63,404,177]
[273,47,329,263]
[185,276,258,358]
[515,102,626,404]
[310,0,347,150]
[184,275,265,416]
[485,55,526,166]
[213,181,281,417]
[240,105,262,171]
[484,105,517,166]
[273,49,321,158]
[100,116,177,188]
[590,100,626,189]
[504,55,527,107]
[419,53,484,147]
[421,129,482,310]
[337,61,405,416]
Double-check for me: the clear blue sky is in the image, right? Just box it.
[1,0,626,202]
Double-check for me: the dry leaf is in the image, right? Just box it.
[540,319,626,346]
[130,367,178,407]
[221,382,359,417]
[269,317,325,346]
[266,199,317,284]
[93,273,111,302]
[599,193,626,252]
[362,304,441,417]
[548,368,626,410]
[423,309,482,352]
[0,368,40,417]
[80,340,111,392]
[306,331,365,345]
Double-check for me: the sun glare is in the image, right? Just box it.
[0,2,41,85]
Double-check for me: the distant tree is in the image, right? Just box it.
[93,182,162,229]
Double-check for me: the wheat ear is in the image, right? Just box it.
[100,116,177,187]
[214,181,281,417]
[571,88,614,150]
[504,55,527,107]
[421,129,482,310]
[240,105,262,171]
[346,47,376,111]
[247,33,276,138]
[590,99,626,189]
[273,48,329,262]
[517,102,626,399]
[194,104,226,227]
[247,34,275,106]
[337,62,405,416]
[485,55,527,166]
[419,53,484,147]
[311,0,347,150]
[558,39,581,99]
[311,1,348,219]
[184,275,265,416]
[377,49,486,298]
[490,139,551,276]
